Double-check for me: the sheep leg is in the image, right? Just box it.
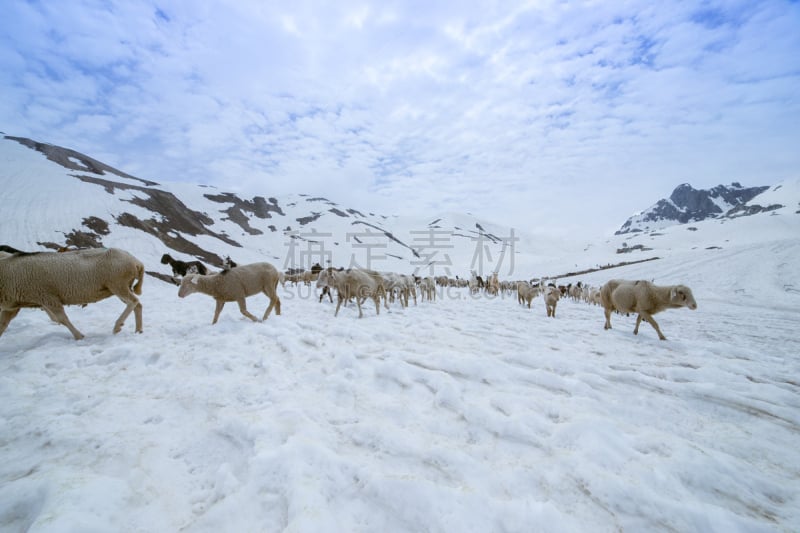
[637,312,667,340]
[113,298,141,334]
[261,291,281,320]
[133,302,143,333]
[0,308,21,337]
[112,289,141,334]
[320,287,332,303]
[212,300,226,324]
[334,293,344,317]
[43,307,60,323]
[603,308,613,330]
[356,296,364,318]
[44,304,85,340]
[236,298,259,322]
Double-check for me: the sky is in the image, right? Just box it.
[1,0,799,236]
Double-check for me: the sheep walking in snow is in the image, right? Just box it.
[178,262,281,324]
[0,247,144,340]
[544,285,560,317]
[517,281,538,308]
[382,272,417,308]
[486,272,500,296]
[601,279,697,340]
[418,276,436,302]
[316,268,385,318]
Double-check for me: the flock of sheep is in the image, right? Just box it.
[0,246,697,342]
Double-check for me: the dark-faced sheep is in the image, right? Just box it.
[0,247,144,340]
[222,256,238,270]
[601,279,697,340]
[177,262,281,324]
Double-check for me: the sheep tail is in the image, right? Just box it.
[132,262,145,295]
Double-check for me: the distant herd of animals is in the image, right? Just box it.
[0,245,697,342]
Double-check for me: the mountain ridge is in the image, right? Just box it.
[616,182,776,234]
[2,134,798,281]
[0,135,522,277]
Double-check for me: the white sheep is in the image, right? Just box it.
[486,272,500,296]
[517,281,538,308]
[601,279,697,340]
[301,270,318,285]
[316,268,385,318]
[381,272,405,307]
[544,286,560,317]
[0,247,144,340]
[383,273,417,307]
[178,262,281,324]
[400,274,418,306]
[588,287,602,306]
[419,276,436,302]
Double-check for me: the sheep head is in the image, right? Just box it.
[670,285,697,310]
[316,270,335,289]
[178,274,200,298]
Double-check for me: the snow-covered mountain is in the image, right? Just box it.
[0,134,535,279]
[2,133,799,283]
[615,182,779,235]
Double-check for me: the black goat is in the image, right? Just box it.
[0,245,27,255]
[160,253,208,277]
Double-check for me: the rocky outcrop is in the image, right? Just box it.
[616,182,771,234]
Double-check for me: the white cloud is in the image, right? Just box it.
[0,0,798,237]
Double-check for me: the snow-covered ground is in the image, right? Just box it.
[2,237,799,532]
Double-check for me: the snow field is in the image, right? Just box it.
[2,247,799,532]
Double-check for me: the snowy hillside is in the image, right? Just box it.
[4,134,796,284]
[0,135,541,280]
[1,134,800,531]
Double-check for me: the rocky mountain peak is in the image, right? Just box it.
[616,182,772,234]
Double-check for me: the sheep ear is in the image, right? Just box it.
[190,275,199,285]
[670,288,677,299]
